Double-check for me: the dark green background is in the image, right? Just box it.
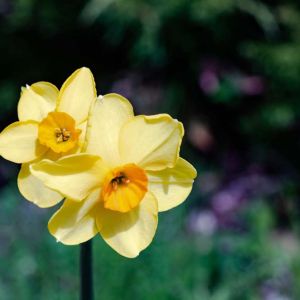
[1,0,300,299]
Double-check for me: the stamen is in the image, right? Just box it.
[110,174,130,191]
[112,180,118,191]
[55,128,71,143]
[122,177,130,184]
[55,128,61,136]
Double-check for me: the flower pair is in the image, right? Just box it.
[0,68,196,257]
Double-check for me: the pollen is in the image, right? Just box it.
[55,128,71,143]
[38,112,81,153]
[101,164,148,213]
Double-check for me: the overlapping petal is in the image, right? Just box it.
[0,121,47,163]
[147,158,197,212]
[18,82,58,122]
[119,114,184,171]
[18,164,63,208]
[77,121,87,150]
[30,154,108,201]
[48,189,100,245]
[57,67,96,124]
[96,191,158,258]
[84,94,134,166]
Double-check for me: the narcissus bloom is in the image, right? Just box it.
[0,67,96,207]
[31,94,197,257]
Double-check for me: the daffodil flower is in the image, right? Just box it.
[0,67,96,207]
[30,94,197,257]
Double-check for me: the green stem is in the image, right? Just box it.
[80,240,93,300]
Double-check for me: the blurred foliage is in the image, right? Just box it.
[1,0,300,299]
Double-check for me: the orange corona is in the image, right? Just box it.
[38,112,81,153]
[101,164,148,213]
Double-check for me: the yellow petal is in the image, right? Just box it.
[119,114,184,171]
[97,191,158,258]
[18,163,63,208]
[147,158,197,212]
[30,154,108,201]
[48,189,100,245]
[77,121,87,150]
[43,148,64,161]
[57,67,96,124]
[84,93,134,166]
[18,82,58,122]
[0,121,47,163]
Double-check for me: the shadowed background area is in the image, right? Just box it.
[1,0,300,299]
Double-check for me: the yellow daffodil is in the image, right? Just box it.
[0,67,96,207]
[30,94,197,257]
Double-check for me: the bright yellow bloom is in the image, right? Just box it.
[31,94,197,257]
[0,67,96,207]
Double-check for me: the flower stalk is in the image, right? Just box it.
[80,240,93,300]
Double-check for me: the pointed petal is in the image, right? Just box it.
[97,191,158,258]
[57,67,96,124]
[147,158,197,212]
[48,189,100,245]
[119,114,184,171]
[30,154,109,201]
[18,82,59,122]
[84,94,134,166]
[0,121,47,163]
[18,164,63,208]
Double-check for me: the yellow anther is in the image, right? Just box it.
[54,128,72,143]
[122,177,130,184]
[111,174,131,191]
[112,180,118,191]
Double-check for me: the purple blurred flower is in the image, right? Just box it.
[261,272,292,300]
[198,58,265,96]
[264,292,290,300]
[212,190,242,214]
[187,210,218,236]
[199,69,219,95]
[111,75,136,99]
[240,76,265,96]
[198,60,220,95]
[213,172,278,214]
[111,73,163,114]
[207,166,280,229]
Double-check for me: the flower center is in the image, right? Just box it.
[38,112,81,153]
[55,128,71,143]
[111,173,131,190]
[101,164,148,213]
